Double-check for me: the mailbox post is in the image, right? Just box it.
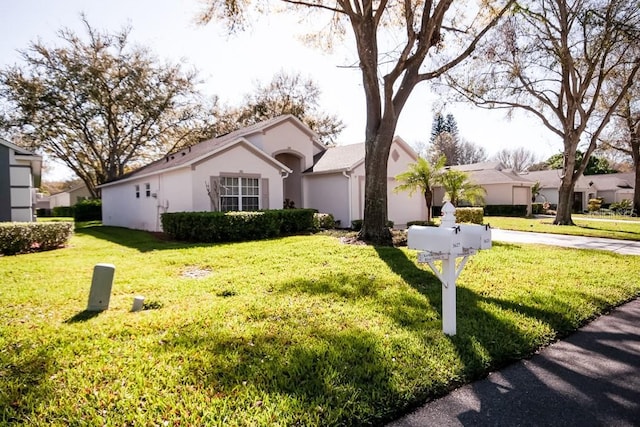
[408,202,491,335]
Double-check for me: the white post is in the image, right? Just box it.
[441,201,458,335]
[441,257,457,335]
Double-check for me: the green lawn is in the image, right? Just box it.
[2,224,639,425]
[486,216,640,241]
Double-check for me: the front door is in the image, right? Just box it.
[573,192,583,213]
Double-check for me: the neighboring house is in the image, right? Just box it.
[525,170,635,211]
[0,138,42,222]
[433,162,534,214]
[100,115,426,231]
[48,184,92,209]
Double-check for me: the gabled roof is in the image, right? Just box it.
[587,172,634,191]
[99,115,311,187]
[0,137,39,157]
[304,136,418,175]
[523,169,594,190]
[445,161,532,185]
[305,143,365,174]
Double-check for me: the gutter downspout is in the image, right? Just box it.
[343,170,352,227]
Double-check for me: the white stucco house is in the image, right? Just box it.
[0,138,42,222]
[433,162,534,214]
[525,169,635,211]
[100,115,426,231]
[48,184,92,208]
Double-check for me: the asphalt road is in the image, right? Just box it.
[387,298,640,427]
[491,229,640,255]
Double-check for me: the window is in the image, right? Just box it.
[145,183,151,198]
[220,176,260,211]
[135,185,140,199]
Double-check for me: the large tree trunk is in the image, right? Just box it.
[359,132,394,245]
[555,178,575,225]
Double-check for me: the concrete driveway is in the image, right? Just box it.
[491,229,640,255]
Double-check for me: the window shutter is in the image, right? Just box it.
[261,178,269,209]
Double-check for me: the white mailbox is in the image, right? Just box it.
[459,224,492,251]
[407,225,463,255]
[408,201,493,336]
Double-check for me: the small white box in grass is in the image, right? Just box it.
[87,263,115,311]
[131,296,145,312]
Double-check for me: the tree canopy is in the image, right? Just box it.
[494,147,538,172]
[446,0,640,225]
[211,71,344,145]
[428,113,487,165]
[0,17,216,198]
[440,169,486,207]
[394,156,446,222]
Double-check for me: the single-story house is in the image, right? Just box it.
[524,170,635,211]
[433,162,534,214]
[100,115,426,231]
[48,184,92,209]
[0,138,42,222]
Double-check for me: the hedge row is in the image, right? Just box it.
[483,205,528,217]
[161,209,318,243]
[0,222,74,255]
[455,208,484,224]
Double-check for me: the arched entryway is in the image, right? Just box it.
[275,152,303,209]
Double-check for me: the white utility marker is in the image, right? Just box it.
[87,263,116,311]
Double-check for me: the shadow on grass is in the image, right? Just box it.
[576,224,640,239]
[74,224,193,252]
[163,324,401,425]
[63,310,103,323]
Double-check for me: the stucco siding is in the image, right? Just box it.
[102,175,163,231]
[388,178,427,227]
[304,173,350,227]
[246,121,319,170]
[191,144,284,212]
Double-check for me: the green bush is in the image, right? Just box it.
[161,210,318,243]
[74,199,102,221]
[610,199,632,214]
[52,206,74,217]
[313,213,336,230]
[455,207,484,224]
[484,205,528,217]
[532,203,544,215]
[0,222,74,255]
[588,198,603,212]
[268,209,316,234]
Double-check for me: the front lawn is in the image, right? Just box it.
[487,216,640,241]
[1,224,639,426]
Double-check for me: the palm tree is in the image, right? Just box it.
[440,169,486,207]
[394,156,446,222]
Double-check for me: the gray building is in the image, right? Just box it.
[0,138,42,222]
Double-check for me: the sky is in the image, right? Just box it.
[0,0,562,181]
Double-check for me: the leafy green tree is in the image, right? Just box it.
[440,169,486,207]
[0,17,215,198]
[197,0,516,245]
[394,156,446,222]
[428,112,486,165]
[545,151,615,175]
[214,71,344,145]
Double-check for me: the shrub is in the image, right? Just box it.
[268,209,316,234]
[161,209,318,243]
[587,198,603,213]
[0,222,74,255]
[36,208,52,218]
[532,203,544,215]
[455,207,484,224]
[313,213,336,230]
[484,205,528,217]
[52,206,74,217]
[74,199,102,221]
[610,199,632,214]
